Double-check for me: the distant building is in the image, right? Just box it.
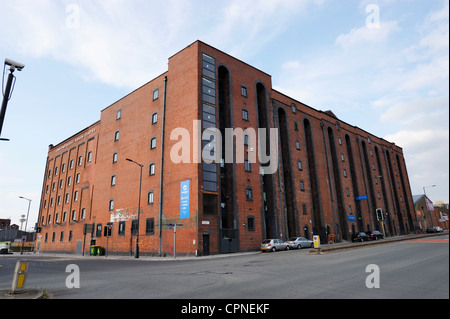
[0,219,11,230]
[36,40,417,256]
[412,195,447,231]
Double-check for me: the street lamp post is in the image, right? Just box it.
[19,196,32,255]
[126,158,143,259]
[1,58,25,139]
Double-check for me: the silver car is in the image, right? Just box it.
[260,239,289,252]
[285,237,314,249]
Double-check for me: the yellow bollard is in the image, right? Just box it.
[11,260,28,294]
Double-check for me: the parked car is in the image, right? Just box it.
[0,241,11,255]
[426,226,444,233]
[369,230,384,240]
[352,232,370,242]
[261,239,289,252]
[285,237,314,249]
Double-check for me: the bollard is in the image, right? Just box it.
[11,260,29,294]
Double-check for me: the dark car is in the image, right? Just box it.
[426,226,443,233]
[369,230,384,240]
[352,232,370,242]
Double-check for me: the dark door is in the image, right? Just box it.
[203,234,210,256]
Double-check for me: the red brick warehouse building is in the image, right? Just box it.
[36,40,417,256]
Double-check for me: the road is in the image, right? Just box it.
[1,235,448,301]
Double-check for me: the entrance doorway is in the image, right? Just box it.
[202,233,210,256]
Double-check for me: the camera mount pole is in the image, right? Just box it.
[0,66,17,138]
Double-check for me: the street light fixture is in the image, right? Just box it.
[126,158,143,259]
[423,185,436,197]
[19,196,32,255]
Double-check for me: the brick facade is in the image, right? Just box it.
[36,41,417,256]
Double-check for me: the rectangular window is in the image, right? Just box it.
[109,199,114,211]
[298,160,303,170]
[148,191,154,204]
[153,89,159,100]
[96,224,102,237]
[146,218,155,235]
[150,137,157,149]
[247,216,255,231]
[241,86,248,97]
[111,175,116,186]
[242,109,249,121]
[246,187,253,201]
[118,221,126,235]
[152,112,158,124]
[149,163,156,176]
[131,220,139,235]
[302,204,307,215]
[115,131,120,142]
[244,159,252,172]
[300,180,305,191]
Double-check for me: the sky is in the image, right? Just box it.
[0,0,448,230]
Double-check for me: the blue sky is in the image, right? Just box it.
[0,0,448,229]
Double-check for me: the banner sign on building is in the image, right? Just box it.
[180,180,190,219]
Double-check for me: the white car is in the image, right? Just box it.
[285,237,314,249]
[260,239,289,252]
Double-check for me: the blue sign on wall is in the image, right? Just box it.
[180,180,190,219]
[355,195,368,201]
[348,216,356,221]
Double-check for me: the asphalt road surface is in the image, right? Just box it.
[1,235,448,300]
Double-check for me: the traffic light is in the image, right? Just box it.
[104,225,112,237]
[376,208,384,221]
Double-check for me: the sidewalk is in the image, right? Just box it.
[308,231,448,254]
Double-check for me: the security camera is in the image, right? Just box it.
[4,58,25,71]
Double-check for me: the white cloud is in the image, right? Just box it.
[335,20,399,49]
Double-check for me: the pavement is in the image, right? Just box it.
[1,231,447,299]
[0,289,45,300]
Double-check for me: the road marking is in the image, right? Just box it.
[405,239,448,243]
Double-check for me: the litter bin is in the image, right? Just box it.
[96,246,105,256]
[90,245,100,256]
